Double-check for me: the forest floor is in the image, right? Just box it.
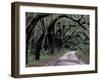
[45,51,85,66]
[27,50,87,67]
[27,49,67,67]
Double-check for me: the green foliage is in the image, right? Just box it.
[26,12,89,65]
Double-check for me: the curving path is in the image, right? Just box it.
[45,51,84,66]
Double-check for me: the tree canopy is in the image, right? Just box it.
[26,12,89,65]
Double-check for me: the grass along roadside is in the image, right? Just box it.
[76,50,89,64]
[26,49,68,67]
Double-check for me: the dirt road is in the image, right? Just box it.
[45,51,84,66]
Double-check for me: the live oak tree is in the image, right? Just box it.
[26,12,89,64]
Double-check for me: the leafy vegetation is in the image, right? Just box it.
[26,12,90,66]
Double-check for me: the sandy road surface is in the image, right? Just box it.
[45,51,84,66]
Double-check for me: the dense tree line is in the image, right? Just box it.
[26,12,89,64]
